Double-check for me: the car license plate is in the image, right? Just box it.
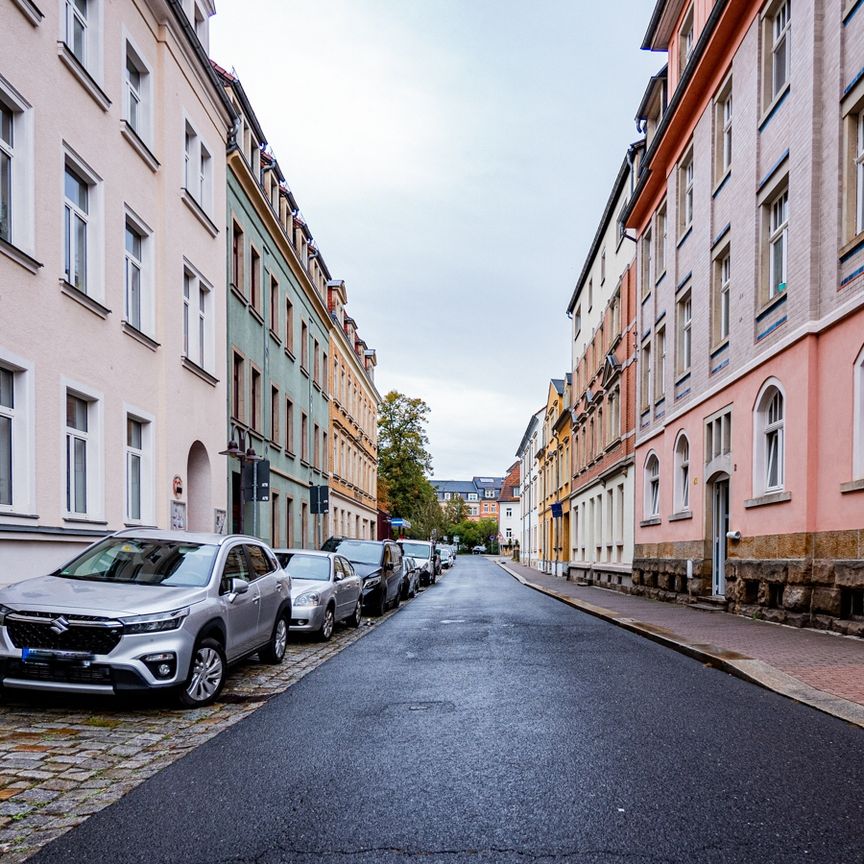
[21,648,94,664]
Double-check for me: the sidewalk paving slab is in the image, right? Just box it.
[499,559,864,730]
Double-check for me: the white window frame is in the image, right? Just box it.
[0,78,34,256]
[182,118,213,214]
[123,38,152,146]
[656,201,667,277]
[753,379,785,495]
[768,188,788,300]
[644,452,660,518]
[123,409,153,525]
[182,261,213,372]
[674,432,691,513]
[719,252,731,342]
[62,379,103,520]
[63,0,88,65]
[63,163,88,292]
[857,113,864,235]
[62,146,103,300]
[123,206,154,336]
[0,349,35,514]
[676,290,692,374]
[59,0,103,80]
[679,5,695,71]
[722,92,733,174]
[679,148,694,235]
[771,0,790,100]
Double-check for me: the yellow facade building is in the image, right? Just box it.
[537,376,571,576]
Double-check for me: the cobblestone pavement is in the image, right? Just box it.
[503,560,864,709]
[0,604,400,863]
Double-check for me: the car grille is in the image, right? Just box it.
[6,612,123,655]
[4,659,113,685]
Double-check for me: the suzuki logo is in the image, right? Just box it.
[49,616,70,635]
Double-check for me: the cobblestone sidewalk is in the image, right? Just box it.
[0,611,392,863]
[501,560,864,726]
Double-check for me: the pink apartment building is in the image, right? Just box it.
[0,0,233,577]
[626,0,864,635]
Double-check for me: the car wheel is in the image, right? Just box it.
[347,598,362,628]
[179,638,226,708]
[401,578,410,601]
[259,613,289,664]
[319,605,335,641]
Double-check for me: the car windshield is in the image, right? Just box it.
[320,540,382,565]
[55,538,218,587]
[277,553,331,581]
[401,542,431,558]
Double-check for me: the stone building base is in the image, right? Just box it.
[632,532,864,637]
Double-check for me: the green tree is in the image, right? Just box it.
[377,391,437,530]
[443,496,468,526]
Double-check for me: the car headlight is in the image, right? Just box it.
[363,577,380,589]
[0,604,15,625]
[120,607,190,634]
[294,592,321,607]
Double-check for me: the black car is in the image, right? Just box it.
[320,538,404,616]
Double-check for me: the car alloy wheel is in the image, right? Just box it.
[348,598,362,628]
[180,638,225,707]
[259,614,289,664]
[320,606,335,641]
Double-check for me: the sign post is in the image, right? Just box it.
[310,485,330,549]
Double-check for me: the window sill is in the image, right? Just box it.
[122,321,160,351]
[60,279,111,319]
[758,84,790,132]
[710,338,730,357]
[269,329,282,346]
[63,516,109,526]
[839,232,864,262]
[744,490,791,509]
[669,510,692,522]
[284,346,296,362]
[285,448,296,459]
[181,188,219,238]
[844,0,864,24]
[674,370,691,386]
[230,282,248,304]
[755,290,788,322]
[12,0,43,25]
[676,225,692,249]
[840,479,864,494]
[640,517,661,527]
[712,169,731,198]
[120,121,159,173]
[300,366,310,379]
[181,355,218,386]
[0,510,40,519]
[0,237,42,274]
[57,42,111,111]
[249,306,264,326]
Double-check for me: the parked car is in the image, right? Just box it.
[401,556,421,600]
[439,547,453,569]
[274,550,362,640]
[0,530,292,708]
[398,540,437,586]
[472,545,487,554]
[320,538,403,616]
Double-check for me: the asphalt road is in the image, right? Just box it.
[31,556,864,864]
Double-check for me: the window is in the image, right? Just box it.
[231,221,243,292]
[608,387,620,441]
[713,250,731,344]
[644,453,660,518]
[125,415,148,522]
[679,6,694,72]
[250,247,260,311]
[587,278,593,311]
[767,189,788,300]
[654,326,666,400]
[271,491,280,548]
[674,433,690,512]
[270,386,279,443]
[600,247,606,283]
[0,366,15,507]
[714,78,733,183]
[300,321,308,370]
[756,386,785,491]
[0,86,34,254]
[250,368,261,432]
[232,352,244,421]
[706,409,732,462]
[301,412,308,462]
[286,397,294,452]
[857,113,864,235]
[676,290,692,375]
[0,104,12,243]
[313,423,320,468]
[285,299,294,352]
[65,392,90,515]
[182,266,212,372]
[656,202,667,276]
[678,149,694,235]
[313,339,320,385]
[183,122,211,212]
[641,228,653,296]
[640,341,651,410]
[124,220,142,330]
[770,1,790,101]
[506,507,513,518]
[124,44,150,143]
[269,274,279,335]
[64,0,88,65]
[64,165,88,291]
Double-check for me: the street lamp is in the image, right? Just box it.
[219,424,263,536]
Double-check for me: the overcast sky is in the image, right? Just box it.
[211,1,661,480]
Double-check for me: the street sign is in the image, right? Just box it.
[390,517,404,527]
[242,459,270,502]
[310,485,330,514]
[551,502,563,518]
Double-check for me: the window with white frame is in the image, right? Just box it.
[706,409,732,462]
[676,290,692,374]
[654,325,666,400]
[656,202,667,276]
[714,77,733,183]
[182,266,212,372]
[640,341,651,410]
[644,453,660,518]
[0,103,12,243]
[679,149,694,235]
[754,384,785,493]
[0,367,14,506]
[183,121,212,212]
[770,1,790,101]
[65,392,90,515]
[674,433,690,512]
[642,228,653,296]
[125,415,147,522]
[124,44,151,144]
[124,220,142,330]
[767,188,788,301]
[63,164,88,292]
[679,6,694,72]
[63,0,88,65]
[857,113,864,235]
[713,248,731,345]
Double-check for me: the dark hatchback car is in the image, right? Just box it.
[320,538,403,616]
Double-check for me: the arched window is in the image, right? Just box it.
[644,452,660,518]
[754,381,785,493]
[674,433,690,512]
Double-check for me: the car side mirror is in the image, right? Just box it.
[333,570,343,582]
[224,577,249,602]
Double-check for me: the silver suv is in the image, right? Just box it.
[0,530,292,707]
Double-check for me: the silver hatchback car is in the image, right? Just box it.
[0,530,292,707]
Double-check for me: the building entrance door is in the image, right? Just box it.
[711,477,729,596]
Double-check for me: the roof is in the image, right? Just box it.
[515,409,544,457]
[551,378,565,396]
[642,0,687,51]
[498,462,521,502]
[433,480,477,495]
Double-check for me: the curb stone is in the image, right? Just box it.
[498,561,864,730]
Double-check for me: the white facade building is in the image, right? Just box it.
[0,0,233,579]
[515,410,543,568]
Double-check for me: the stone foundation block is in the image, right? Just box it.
[833,561,864,588]
[782,585,811,612]
[811,586,842,616]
